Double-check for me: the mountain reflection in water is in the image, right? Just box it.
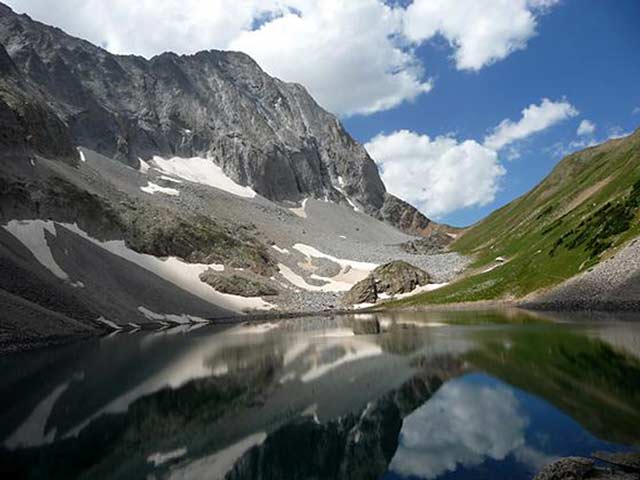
[0,310,639,479]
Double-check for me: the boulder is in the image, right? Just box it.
[342,261,430,305]
[200,270,278,297]
[343,276,378,305]
[372,260,430,295]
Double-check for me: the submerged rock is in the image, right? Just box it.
[342,261,430,305]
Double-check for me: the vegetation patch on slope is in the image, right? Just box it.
[386,129,640,307]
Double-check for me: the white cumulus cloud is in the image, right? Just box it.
[6,0,560,117]
[576,119,596,136]
[4,0,278,59]
[484,98,578,151]
[366,130,505,218]
[367,97,577,218]
[229,1,432,116]
[403,0,558,71]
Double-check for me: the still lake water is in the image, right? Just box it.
[1,310,639,479]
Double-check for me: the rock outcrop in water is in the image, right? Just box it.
[0,3,435,235]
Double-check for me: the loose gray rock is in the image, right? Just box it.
[534,457,595,480]
[400,231,454,254]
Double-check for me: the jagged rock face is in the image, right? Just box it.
[0,3,434,234]
[0,43,77,162]
[343,260,430,305]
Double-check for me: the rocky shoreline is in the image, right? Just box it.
[523,238,640,312]
[534,453,640,480]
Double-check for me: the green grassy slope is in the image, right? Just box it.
[389,128,640,306]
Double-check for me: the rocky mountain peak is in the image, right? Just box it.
[0,2,437,235]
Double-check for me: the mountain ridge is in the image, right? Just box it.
[0,2,439,236]
[386,128,640,309]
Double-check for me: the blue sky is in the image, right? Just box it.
[8,0,640,226]
[345,0,640,225]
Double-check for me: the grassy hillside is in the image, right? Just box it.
[388,128,640,306]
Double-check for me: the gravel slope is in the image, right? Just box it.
[525,237,640,311]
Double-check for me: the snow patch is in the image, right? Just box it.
[278,244,377,292]
[392,282,449,299]
[301,340,382,382]
[97,317,122,330]
[148,447,187,467]
[57,223,272,312]
[77,148,86,162]
[4,380,71,449]
[140,182,180,196]
[352,282,449,307]
[289,198,308,218]
[278,263,352,292]
[3,220,77,284]
[138,306,209,325]
[149,156,256,198]
[293,243,378,271]
[138,157,152,174]
[271,245,290,254]
[350,283,449,308]
[167,432,266,480]
[333,179,361,212]
[159,175,183,184]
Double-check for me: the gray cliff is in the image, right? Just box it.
[0,3,434,234]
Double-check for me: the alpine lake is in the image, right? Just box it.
[1,309,639,479]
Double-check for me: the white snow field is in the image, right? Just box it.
[149,156,257,198]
